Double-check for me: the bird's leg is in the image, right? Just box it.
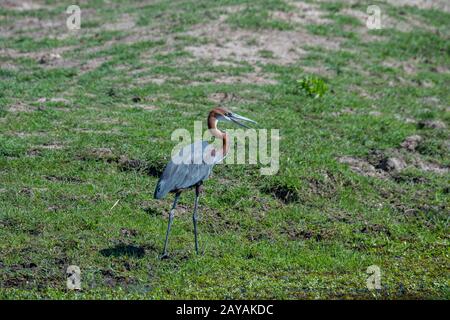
[161,192,180,259]
[193,184,201,254]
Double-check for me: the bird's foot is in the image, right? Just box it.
[159,252,170,260]
[194,248,205,256]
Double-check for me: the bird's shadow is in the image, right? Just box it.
[100,244,146,258]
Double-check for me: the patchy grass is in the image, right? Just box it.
[0,0,449,299]
[228,8,294,31]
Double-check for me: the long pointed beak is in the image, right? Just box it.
[228,113,257,129]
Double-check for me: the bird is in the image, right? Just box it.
[154,107,256,258]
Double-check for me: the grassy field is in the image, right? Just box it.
[0,0,449,299]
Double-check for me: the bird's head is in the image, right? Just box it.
[209,107,257,129]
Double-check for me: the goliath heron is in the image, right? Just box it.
[154,107,256,258]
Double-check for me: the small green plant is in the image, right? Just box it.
[296,76,328,98]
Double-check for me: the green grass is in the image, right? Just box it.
[0,0,449,299]
[228,8,294,30]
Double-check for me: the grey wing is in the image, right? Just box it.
[154,141,214,199]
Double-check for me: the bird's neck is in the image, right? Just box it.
[208,114,229,157]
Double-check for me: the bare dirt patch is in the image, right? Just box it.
[382,58,419,75]
[385,0,450,12]
[185,25,339,66]
[212,73,277,85]
[302,65,336,77]
[134,76,168,85]
[102,13,136,32]
[73,128,121,135]
[340,7,435,38]
[120,228,138,238]
[36,143,65,150]
[272,1,331,25]
[1,17,110,73]
[0,46,103,74]
[338,156,387,178]
[8,102,35,113]
[38,52,109,74]
[394,114,417,124]
[26,143,64,156]
[282,224,334,241]
[339,141,448,179]
[133,104,159,111]
[208,92,241,104]
[0,15,62,39]
[383,12,433,33]
[0,3,101,40]
[1,0,48,11]
[400,135,422,152]
[430,65,450,74]
[79,147,116,162]
[418,120,447,130]
[95,118,128,125]
[45,175,83,184]
[7,131,47,138]
[81,56,111,73]
[182,6,342,80]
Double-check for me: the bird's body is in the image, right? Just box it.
[154,107,256,258]
[154,141,220,199]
